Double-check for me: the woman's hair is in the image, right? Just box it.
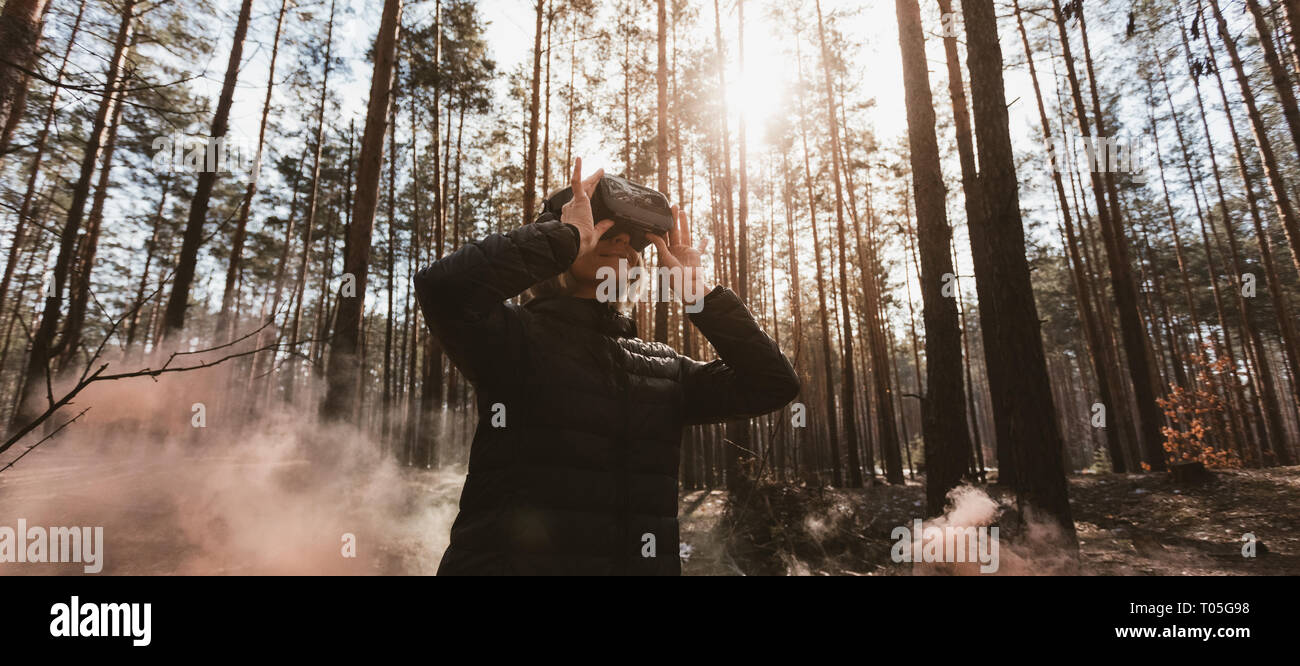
[522,269,575,302]
[523,249,647,315]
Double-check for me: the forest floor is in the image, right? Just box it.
[678,466,1300,576]
[4,438,1297,575]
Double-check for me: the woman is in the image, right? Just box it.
[415,158,799,575]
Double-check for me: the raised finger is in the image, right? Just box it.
[681,205,691,247]
[669,205,681,247]
[571,157,583,196]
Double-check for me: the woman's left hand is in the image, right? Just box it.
[650,205,711,307]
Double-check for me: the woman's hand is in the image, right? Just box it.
[650,205,711,307]
[562,157,614,255]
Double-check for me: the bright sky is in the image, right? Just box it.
[475,0,909,172]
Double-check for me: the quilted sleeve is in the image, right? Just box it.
[680,286,801,425]
[413,220,580,383]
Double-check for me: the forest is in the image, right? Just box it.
[0,0,1298,576]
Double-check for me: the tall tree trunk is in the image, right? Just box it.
[565,12,577,180]
[127,175,172,350]
[431,0,444,260]
[845,137,901,484]
[833,81,894,483]
[1154,68,1253,457]
[1145,79,1206,368]
[1244,0,1300,157]
[1013,0,1127,472]
[780,149,805,480]
[722,0,758,489]
[541,4,554,197]
[897,0,976,512]
[899,185,926,481]
[950,235,987,480]
[938,0,1012,479]
[0,0,83,319]
[1203,6,1300,460]
[523,0,545,224]
[712,0,736,288]
[58,69,130,369]
[12,0,135,431]
[0,0,49,157]
[1152,36,1269,458]
[217,0,290,343]
[795,35,841,488]
[962,0,1076,542]
[1050,0,1166,470]
[161,0,254,339]
[250,144,309,401]
[382,101,398,450]
[286,0,336,405]
[403,52,427,463]
[815,0,864,489]
[1282,0,1300,74]
[736,0,749,304]
[1,189,51,411]
[654,0,670,344]
[321,0,404,419]
[1209,0,1300,277]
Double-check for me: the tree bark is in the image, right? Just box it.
[1012,0,1126,472]
[654,0,670,344]
[1050,0,1166,470]
[0,0,84,320]
[814,0,864,488]
[0,0,49,156]
[795,34,841,487]
[216,0,290,343]
[1244,0,1300,158]
[12,0,135,431]
[1203,6,1300,461]
[961,0,1076,542]
[58,68,130,369]
[896,0,975,512]
[321,0,404,419]
[285,0,336,405]
[161,0,255,339]
[1209,0,1300,278]
[523,0,545,225]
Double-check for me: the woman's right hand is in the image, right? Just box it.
[562,157,614,255]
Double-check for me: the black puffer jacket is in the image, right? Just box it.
[414,219,799,575]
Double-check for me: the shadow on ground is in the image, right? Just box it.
[678,466,1300,576]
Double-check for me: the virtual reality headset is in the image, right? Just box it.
[538,174,674,252]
